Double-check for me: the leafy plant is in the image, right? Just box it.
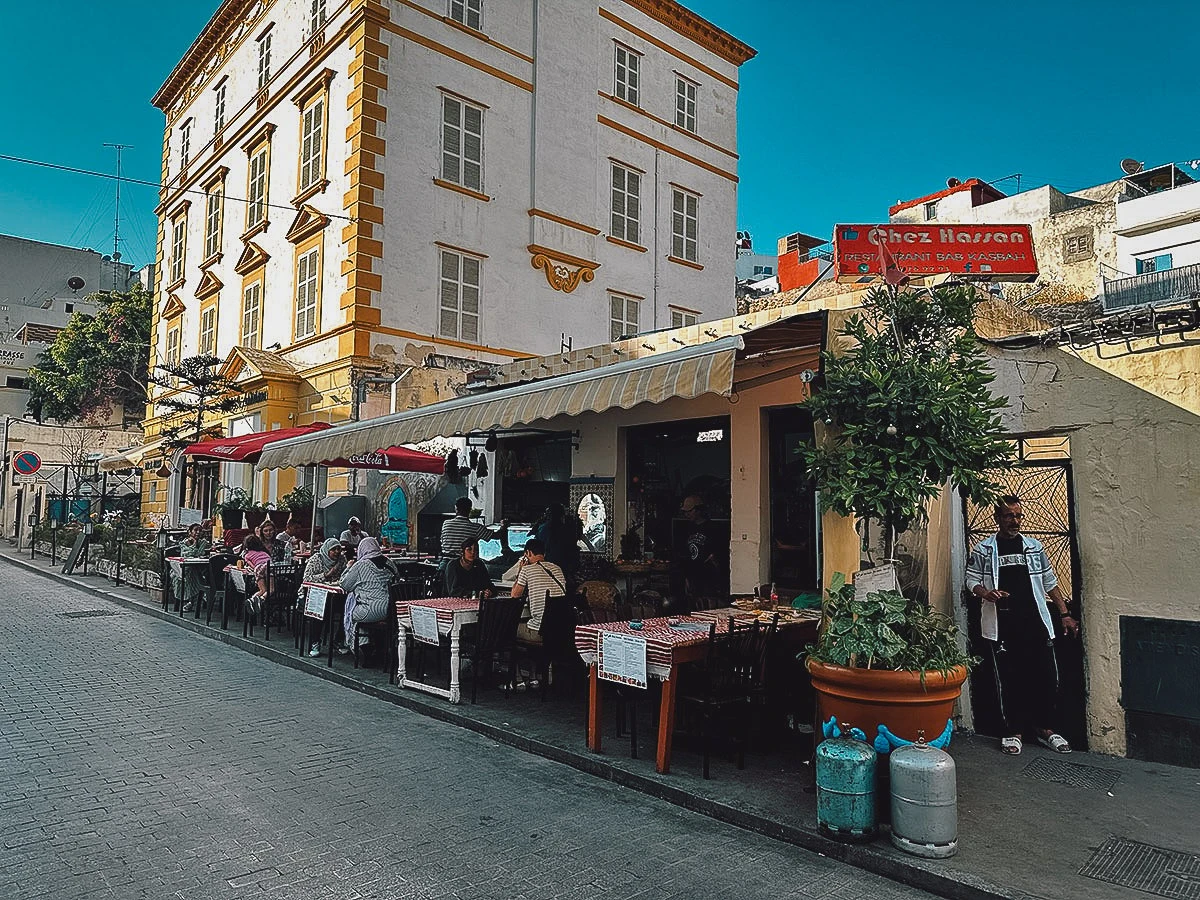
[280,485,314,512]
[808,573,976,674]
[214,486,252,513]
[27,287,152,424]
[803,284,1013,560]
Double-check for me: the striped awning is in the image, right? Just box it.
[256,336,743,470]
[98,435,173,472]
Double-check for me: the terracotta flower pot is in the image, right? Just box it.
[807,659,968,744]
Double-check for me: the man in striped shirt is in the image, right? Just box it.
[508,538,567,644]
[439,497,506,564]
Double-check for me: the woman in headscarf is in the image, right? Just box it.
[302,538,346,657]
[338,537,396,655]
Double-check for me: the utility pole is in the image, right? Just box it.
[103,143,132,289]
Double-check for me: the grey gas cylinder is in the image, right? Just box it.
[889,735,958,858]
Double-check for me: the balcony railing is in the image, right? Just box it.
[1102,262,1200,311]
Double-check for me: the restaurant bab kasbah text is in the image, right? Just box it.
[833,224,1039,281]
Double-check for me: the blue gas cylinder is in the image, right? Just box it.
[815,731,877,841]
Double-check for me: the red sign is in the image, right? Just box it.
[833,224,1038,282]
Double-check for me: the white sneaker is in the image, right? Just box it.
[308,643,321,657]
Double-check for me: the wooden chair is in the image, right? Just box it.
[462,596,524,703]
[678,615,776,779]
[514,591,579,700]
[247,561,301,641]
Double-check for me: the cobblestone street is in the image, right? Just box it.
[0,568,934,900]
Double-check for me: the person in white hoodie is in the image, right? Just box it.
[966,495,1078,757]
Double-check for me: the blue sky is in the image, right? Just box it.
[2,1,1196,268]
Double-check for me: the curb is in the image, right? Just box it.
[3,551,1009,900]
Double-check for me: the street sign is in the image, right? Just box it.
[12,451,41,476]
[13,473,36,485]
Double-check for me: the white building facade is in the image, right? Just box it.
[148,0,754,395]
[1105,163,1200,310]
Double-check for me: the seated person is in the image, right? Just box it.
[301,538,346,657]
[339,516,369,551]
[338,537,396,654]
[444,538,496,599]
[257,519,288,562]
[507,538,567,644]
[241,534,272,614]
[174,522,211,611]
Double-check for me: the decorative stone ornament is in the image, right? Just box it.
[528,244,600,294]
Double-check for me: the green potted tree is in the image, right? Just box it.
[280,484,315,529]
[802,282,1012,740]
[214,486,251,531]
[244,497,270,530]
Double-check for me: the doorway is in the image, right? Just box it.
[381,485,409,546]
[963,435,1087,750]
[767,407,818,594]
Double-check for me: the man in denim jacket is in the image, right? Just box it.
[966,495,1078,756]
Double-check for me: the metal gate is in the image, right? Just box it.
[963,435,1087,749]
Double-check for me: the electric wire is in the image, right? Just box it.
[0,153,356,222]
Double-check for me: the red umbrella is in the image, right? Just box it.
[183,423,334,463]
[319,446,444,474]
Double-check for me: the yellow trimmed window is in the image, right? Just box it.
[203,184,223,260]
[295,246,320,340]
[299,95,326,192]
[169,215,187,285]
[199,305,217,356]
[247,145,269,230]
[242,280,262,348]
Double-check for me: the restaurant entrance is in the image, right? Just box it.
[625,416,730,575]
[766,407,818,595]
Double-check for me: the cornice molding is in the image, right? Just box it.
[293,67,336,108]
[619,0,756,66]
[153,0,276,115]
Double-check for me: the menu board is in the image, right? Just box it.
[854,563,899,601]
[410,605,440,646]
[598,632,648,689]
[304,587,328,620]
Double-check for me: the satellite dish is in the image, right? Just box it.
[1121,158,1144,175]
[946,177,962,188]
[67,277,85,292]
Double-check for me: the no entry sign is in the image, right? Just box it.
[12,451,41,476]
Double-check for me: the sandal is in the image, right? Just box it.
[1037,733,1071,753]
[1001,736,1022,755]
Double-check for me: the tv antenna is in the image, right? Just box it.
[1120,158,1144,176]
[103,143,133,289]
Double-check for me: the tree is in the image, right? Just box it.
[803,283,1014,561]
[27,287,152,424]
[154,354,246,451]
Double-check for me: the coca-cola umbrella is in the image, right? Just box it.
[257,442,446,544]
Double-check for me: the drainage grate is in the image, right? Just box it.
[1080,837,1200,899]
[61,610,122,619]
[1021,755,1121,791]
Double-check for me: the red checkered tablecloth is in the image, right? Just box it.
[575,616,728,681]
[395,596,480,627]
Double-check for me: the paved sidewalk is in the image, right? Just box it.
[4,546,1198,900]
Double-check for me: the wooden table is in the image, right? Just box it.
[301,581,346,667]
[394,597,480,703]
[575,615,731,774]
[166,556,212,618]
[576,609,821,774]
